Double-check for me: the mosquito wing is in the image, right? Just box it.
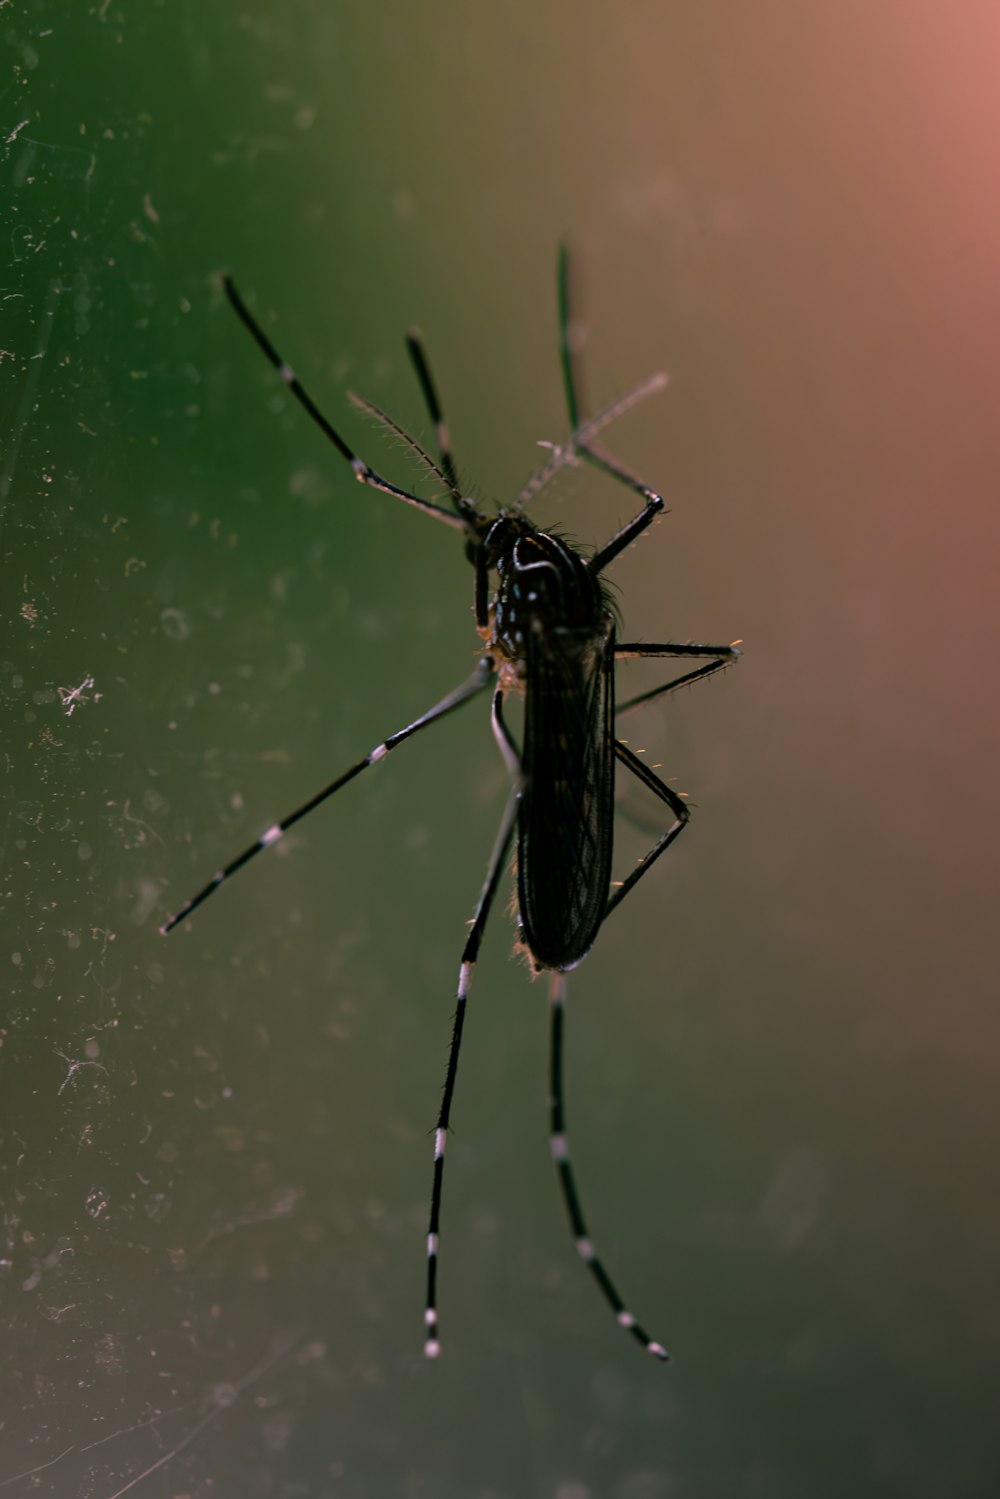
[517,624,616,971]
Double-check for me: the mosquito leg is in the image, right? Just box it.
[604,740,694,922]
[224,277,467,532]
[614,641,742,716]
[615,640,741,660]
[523,397,667,565]
[547,969,670,1360]
[557,239,585,431]
[161,657,496,934]
[405,331,477,522]
[519,248,669,513]
[516,377,667,509]
[578,429,664,504]
[554,242,670,539]
[425,689,521,1358]
[589,494,665,572]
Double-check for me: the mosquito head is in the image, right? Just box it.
[480,513,606,669]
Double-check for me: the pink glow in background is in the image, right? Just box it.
[4,3,998,1494]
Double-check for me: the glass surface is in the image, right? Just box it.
[3,3,998,1495]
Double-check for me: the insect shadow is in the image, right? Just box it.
[162,246,741,1361]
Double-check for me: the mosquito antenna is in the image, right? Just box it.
[347,390,454,495]
[223,276,468,531]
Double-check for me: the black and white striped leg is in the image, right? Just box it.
[548,970,670,1361]
[161,658,496,934]
[425,691,522,1358]
[425,802,519,1357]
[223,276,467,533]
[614,640,742,717]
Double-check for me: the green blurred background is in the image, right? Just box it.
[3,2,999,1495]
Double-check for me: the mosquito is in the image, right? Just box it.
[161,247,741,1361]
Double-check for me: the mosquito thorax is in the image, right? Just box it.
[481,513,605,670]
